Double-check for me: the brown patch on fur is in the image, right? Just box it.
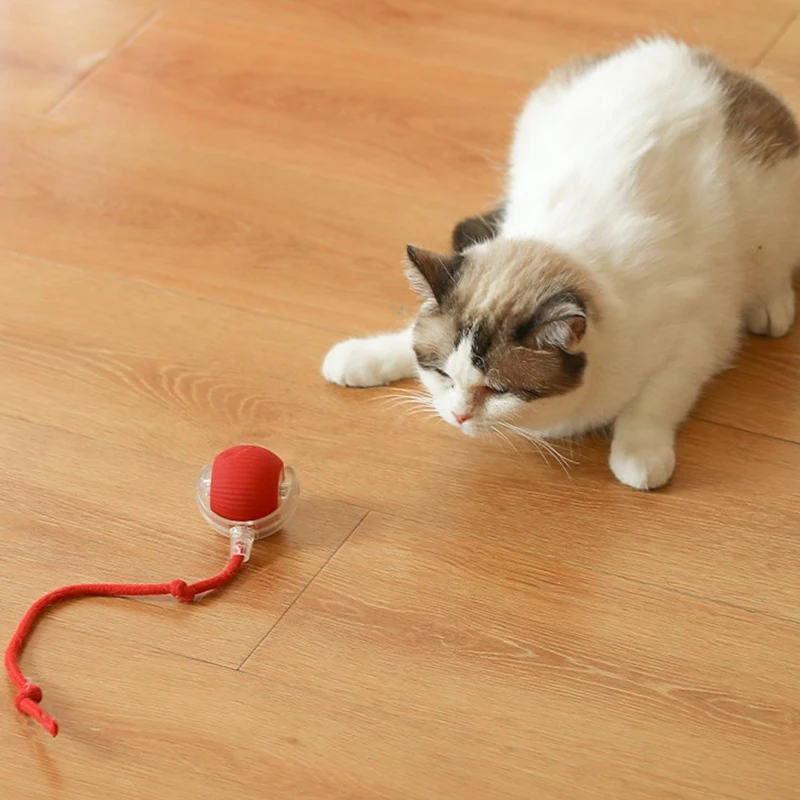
[412,305,457,369]
[405,246,463,303]
[452,239,600,328]
[695,51,799,166]
[451,206,505,252]
[489,344,585,398]
[456,241,598,398]
[411,239,599,399]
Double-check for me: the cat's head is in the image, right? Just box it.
[406,238,595,435]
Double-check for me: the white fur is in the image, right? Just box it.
[417,331,521,434]
[322,38,800,489]
[322,328,416,387]
[501,38,800,487]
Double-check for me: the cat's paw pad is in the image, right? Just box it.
[322,339,392,387]
[609,429,675,490]
[746,287,796,338]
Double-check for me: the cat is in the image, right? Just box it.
[322,37,800,490]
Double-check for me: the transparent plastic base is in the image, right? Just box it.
[195,464,300,561]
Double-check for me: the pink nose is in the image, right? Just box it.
[454,412,473,425]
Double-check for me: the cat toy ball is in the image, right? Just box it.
[5,444,299,737]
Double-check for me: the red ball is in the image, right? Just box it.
[209,445,285,522]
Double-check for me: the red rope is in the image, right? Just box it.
[5,554,245,737]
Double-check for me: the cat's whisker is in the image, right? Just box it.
[387,388,428,397]
[396,403,434,414]
[374,387,441,425]
[532,440,553,468]
[490,424,519,453]
[374,389,428,402]
[537,442,574,476]
[399,406,437,420]
[379,397,429,410]
[536,439,575,478]
[502,423,552,467]
[376,389,435,413]
[497,422,577,477]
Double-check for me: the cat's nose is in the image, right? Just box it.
[454,412,473,425]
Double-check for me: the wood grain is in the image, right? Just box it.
[1,118,799,448]
[0,0,155,114]
[2,3,800,799]
[0,410,366,667]
[758,15,800,76]
[0,118,460,334]
[241,513,800,800]
[6,515,797,800]
[160,0,797,76]
[695,322,800,442]
[50,15,523,199]
[1,254,800,624]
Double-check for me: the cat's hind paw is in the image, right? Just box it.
[746,285,796,338]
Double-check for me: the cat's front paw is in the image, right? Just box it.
[323,339,387,387]
[323,335,415,388]
[609,427,676,490]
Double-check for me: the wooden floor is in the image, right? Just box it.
[3,1,800,798]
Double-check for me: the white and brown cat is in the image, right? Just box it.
[323,38,800,489]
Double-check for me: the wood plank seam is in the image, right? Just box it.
[752,11,800,68]
[43,9,163,117]
[237,509,372,670]
[5,389,799,633]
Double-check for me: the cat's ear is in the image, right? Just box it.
[519,290,587,352]
[404,245,462,304]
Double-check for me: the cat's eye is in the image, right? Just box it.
[432,367,455,387]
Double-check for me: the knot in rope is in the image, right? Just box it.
[14,684,58,736]
[169,580,196,603]
[6,553,244,736]
[14,683,42,710]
